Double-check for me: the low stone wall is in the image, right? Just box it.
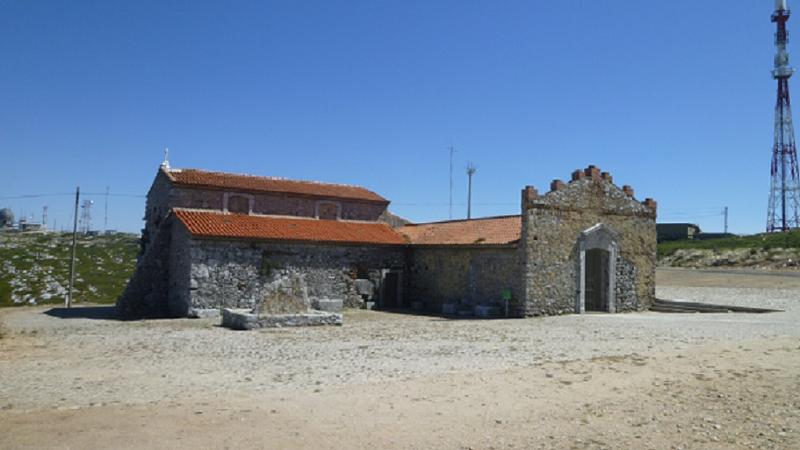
[407,246,521,313]
[221,308,342,330]
[180,239,405,313]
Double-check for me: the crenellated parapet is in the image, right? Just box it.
[519,165,656,218]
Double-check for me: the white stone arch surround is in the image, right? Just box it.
[315,200,342,220]
[576,223,618,314]
[223,192,255,214]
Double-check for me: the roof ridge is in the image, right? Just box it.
[402,214,521,227]
[171,167,379,191]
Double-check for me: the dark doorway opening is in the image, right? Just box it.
[585,248,610,312]
[381,271,402,308]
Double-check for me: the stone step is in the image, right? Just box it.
[652,299,780,314]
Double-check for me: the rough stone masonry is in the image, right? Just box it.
[117,164,656,321]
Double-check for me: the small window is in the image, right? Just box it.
[228,195,250,214]
[317,202,339,220]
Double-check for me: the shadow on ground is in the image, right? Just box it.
[44,306,119,320]
[374,307,521,321]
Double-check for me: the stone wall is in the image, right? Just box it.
[167,223,192,317]
[167,186,387,221]
[180,238,406,313]
[116,218,173,319]
[519,172,656,316]
[141,169,175,258]
[407,246,522,312]
[127,165,656,321]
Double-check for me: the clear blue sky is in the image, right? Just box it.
[0,1,785,233]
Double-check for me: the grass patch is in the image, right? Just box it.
[0,232,138,306]
[658,230,800,257]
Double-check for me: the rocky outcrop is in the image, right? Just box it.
[660,247,800,269]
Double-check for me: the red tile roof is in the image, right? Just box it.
[166,168,388,203]
[174,210,407,245]
[399,215,521,246]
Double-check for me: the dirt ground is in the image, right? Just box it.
[1,268,798,449]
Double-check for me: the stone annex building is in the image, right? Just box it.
[117,163,657,319]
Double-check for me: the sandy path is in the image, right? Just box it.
[2,338,797,450]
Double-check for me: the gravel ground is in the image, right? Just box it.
[0,269,797,410]
[0,268,798,449]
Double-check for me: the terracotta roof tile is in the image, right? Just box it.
[174,210,406,245]
[399,215,521,246]
[166,168,388,203]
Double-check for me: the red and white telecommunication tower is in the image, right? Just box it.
[767,0,800,232]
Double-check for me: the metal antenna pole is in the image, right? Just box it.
[466,163,477,219]
[104,186,109,232]
[449,146,455,219]
[723,206,728,233]
[67,187,79,308]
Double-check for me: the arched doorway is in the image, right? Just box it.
[577,224,617,314]
[584,248,610,311]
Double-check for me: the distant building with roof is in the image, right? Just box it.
[656,223,701,242]
[117,164,656,320]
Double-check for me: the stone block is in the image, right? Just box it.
[442,303,459,315]
[254,273,310,314]
[550,180,565,191]
[642,198,657,211]
[187,308,220,319]
[220,308,255,330]
[584,165,601,180]
[363,301,376,310]
[474,305,501,318]
[354,279,374,297]
[312,298,343,313]
[221,308,342,330]
[622,185,635,197]
[457,308,474,317]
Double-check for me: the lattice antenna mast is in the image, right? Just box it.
[768,0,800,232]
[80,200,94,234]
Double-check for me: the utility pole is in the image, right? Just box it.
[448,146,455,220]
[724,206,729,234]
[466,162,477,219]
[67,187,80,308]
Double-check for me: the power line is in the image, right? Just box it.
[0,193,74,200]
[0,192,145,200]
[393,202,517,206]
